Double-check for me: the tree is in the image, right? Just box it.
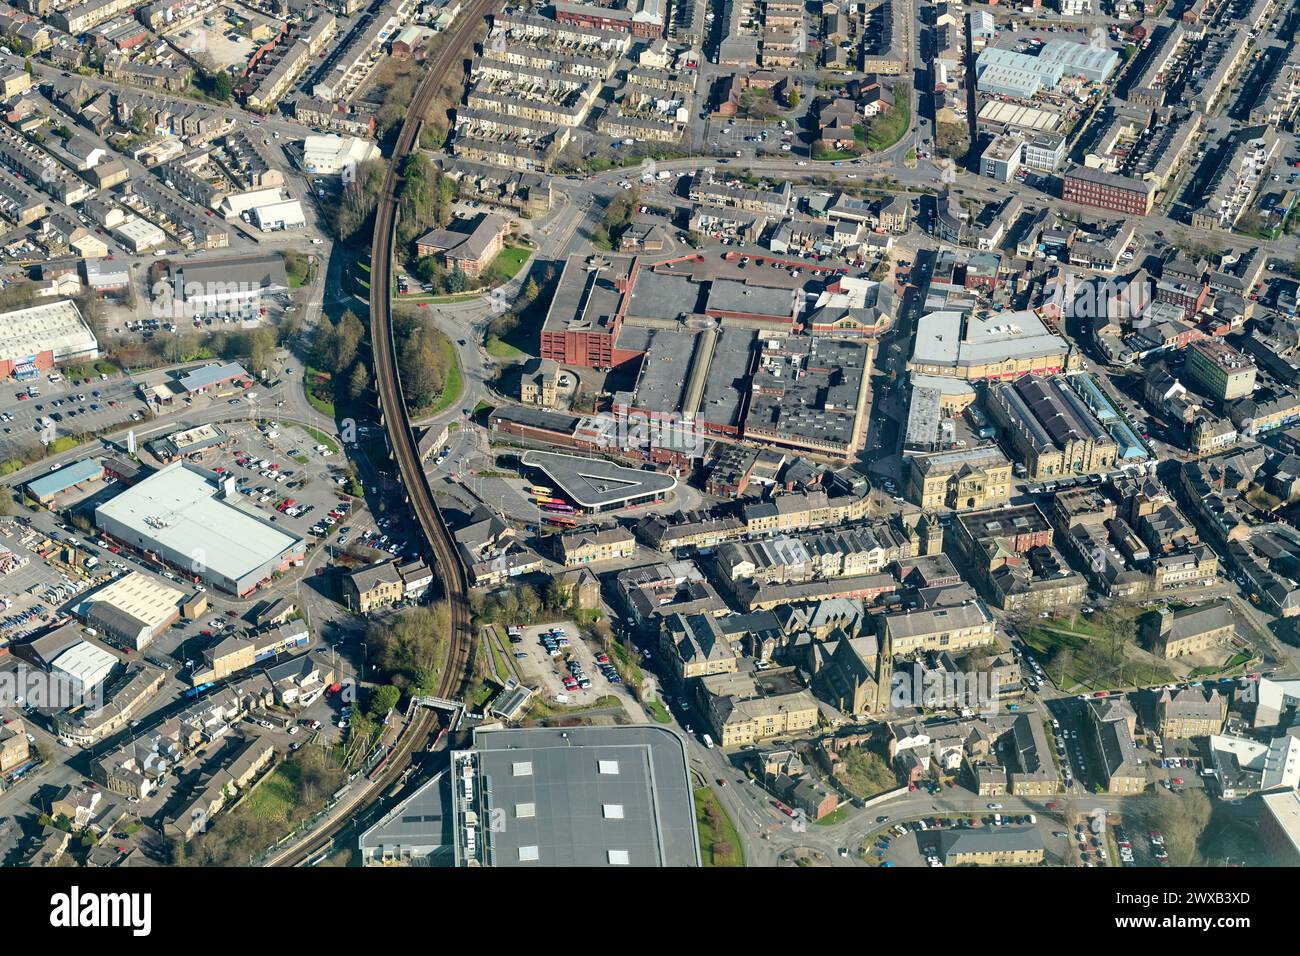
[523,277,540,303]
[329,158,388,242]
[334,309,365,373]
[367,684,402,720]
[0,485,15,516]
[347,360,370,400]
[787,88,800,108]
[247,326,276,375]
[1048,646,1074,687]
[366,604,453,689]
[312,314,337,372]
[1134,790,1212,867]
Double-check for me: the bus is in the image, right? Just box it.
[530,496,559,505]
[544,503,575,513]
[526,485,552,496]
[544,515,577,528]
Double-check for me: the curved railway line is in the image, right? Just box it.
[267,2,494,866]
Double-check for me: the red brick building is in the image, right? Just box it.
[1062,167,1153,216]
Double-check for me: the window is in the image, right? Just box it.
[597,759,620,775]
[518,845,540,862]
[516,803,536,818]
[602,804,625,819]
[607,849,630,865]
[512,761,533,777]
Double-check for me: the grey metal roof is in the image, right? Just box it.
[520,450,676,507]
[467,725,700,867]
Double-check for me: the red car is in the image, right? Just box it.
[16,392,27,400]
[1093,690,1109,697]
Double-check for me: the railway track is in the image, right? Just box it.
[266,4,492,867]
[369,0,496,703]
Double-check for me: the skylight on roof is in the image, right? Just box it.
[513,761,533,776]
[598,759,620,775]
[607,849,630,865]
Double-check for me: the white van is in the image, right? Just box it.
[702,734,715,749]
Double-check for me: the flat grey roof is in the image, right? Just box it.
[520,450,676,507]
[359,771,454,860]
[629,328,700,414]
[544,254,633,335]
[94,462,302,584]
[466,725,700,867]
[628,268,702,322]
[698,326,756,429]
[706,279,796,320]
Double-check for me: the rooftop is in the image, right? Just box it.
[94,462,303,585]
[520,450,676,508]
[458,725,699,867]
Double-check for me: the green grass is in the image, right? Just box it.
[241,761,297,825]
[485,245,531,283]
[647,697,672,724]
[695,787,745,866]
[46,436,83,455]
[300,424,340,454]
[304,366,335,418]
[864,96,911,152]
[814,806,850,826]
[486,336,527,359]
[813,148,858,161]
[423,335,462,417]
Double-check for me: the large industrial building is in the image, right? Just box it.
[0,299,98,380]
[75,571,185,652]
[94,462,305,596]
[300,134,382,176]
[360,725,701,867]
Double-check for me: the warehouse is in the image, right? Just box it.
[173,255,289,317]
[76,571,184,652]
[300,134,381,176]
[251,199,306,232]
[51,640,119,695]
[25,458,106,505]
[360,724,700,867]
[1036,39,1120,84]
[94,461,306,596]
[975,48,1065,100]
[0,299,98,380]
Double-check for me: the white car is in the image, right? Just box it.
[987,803,1004,810]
